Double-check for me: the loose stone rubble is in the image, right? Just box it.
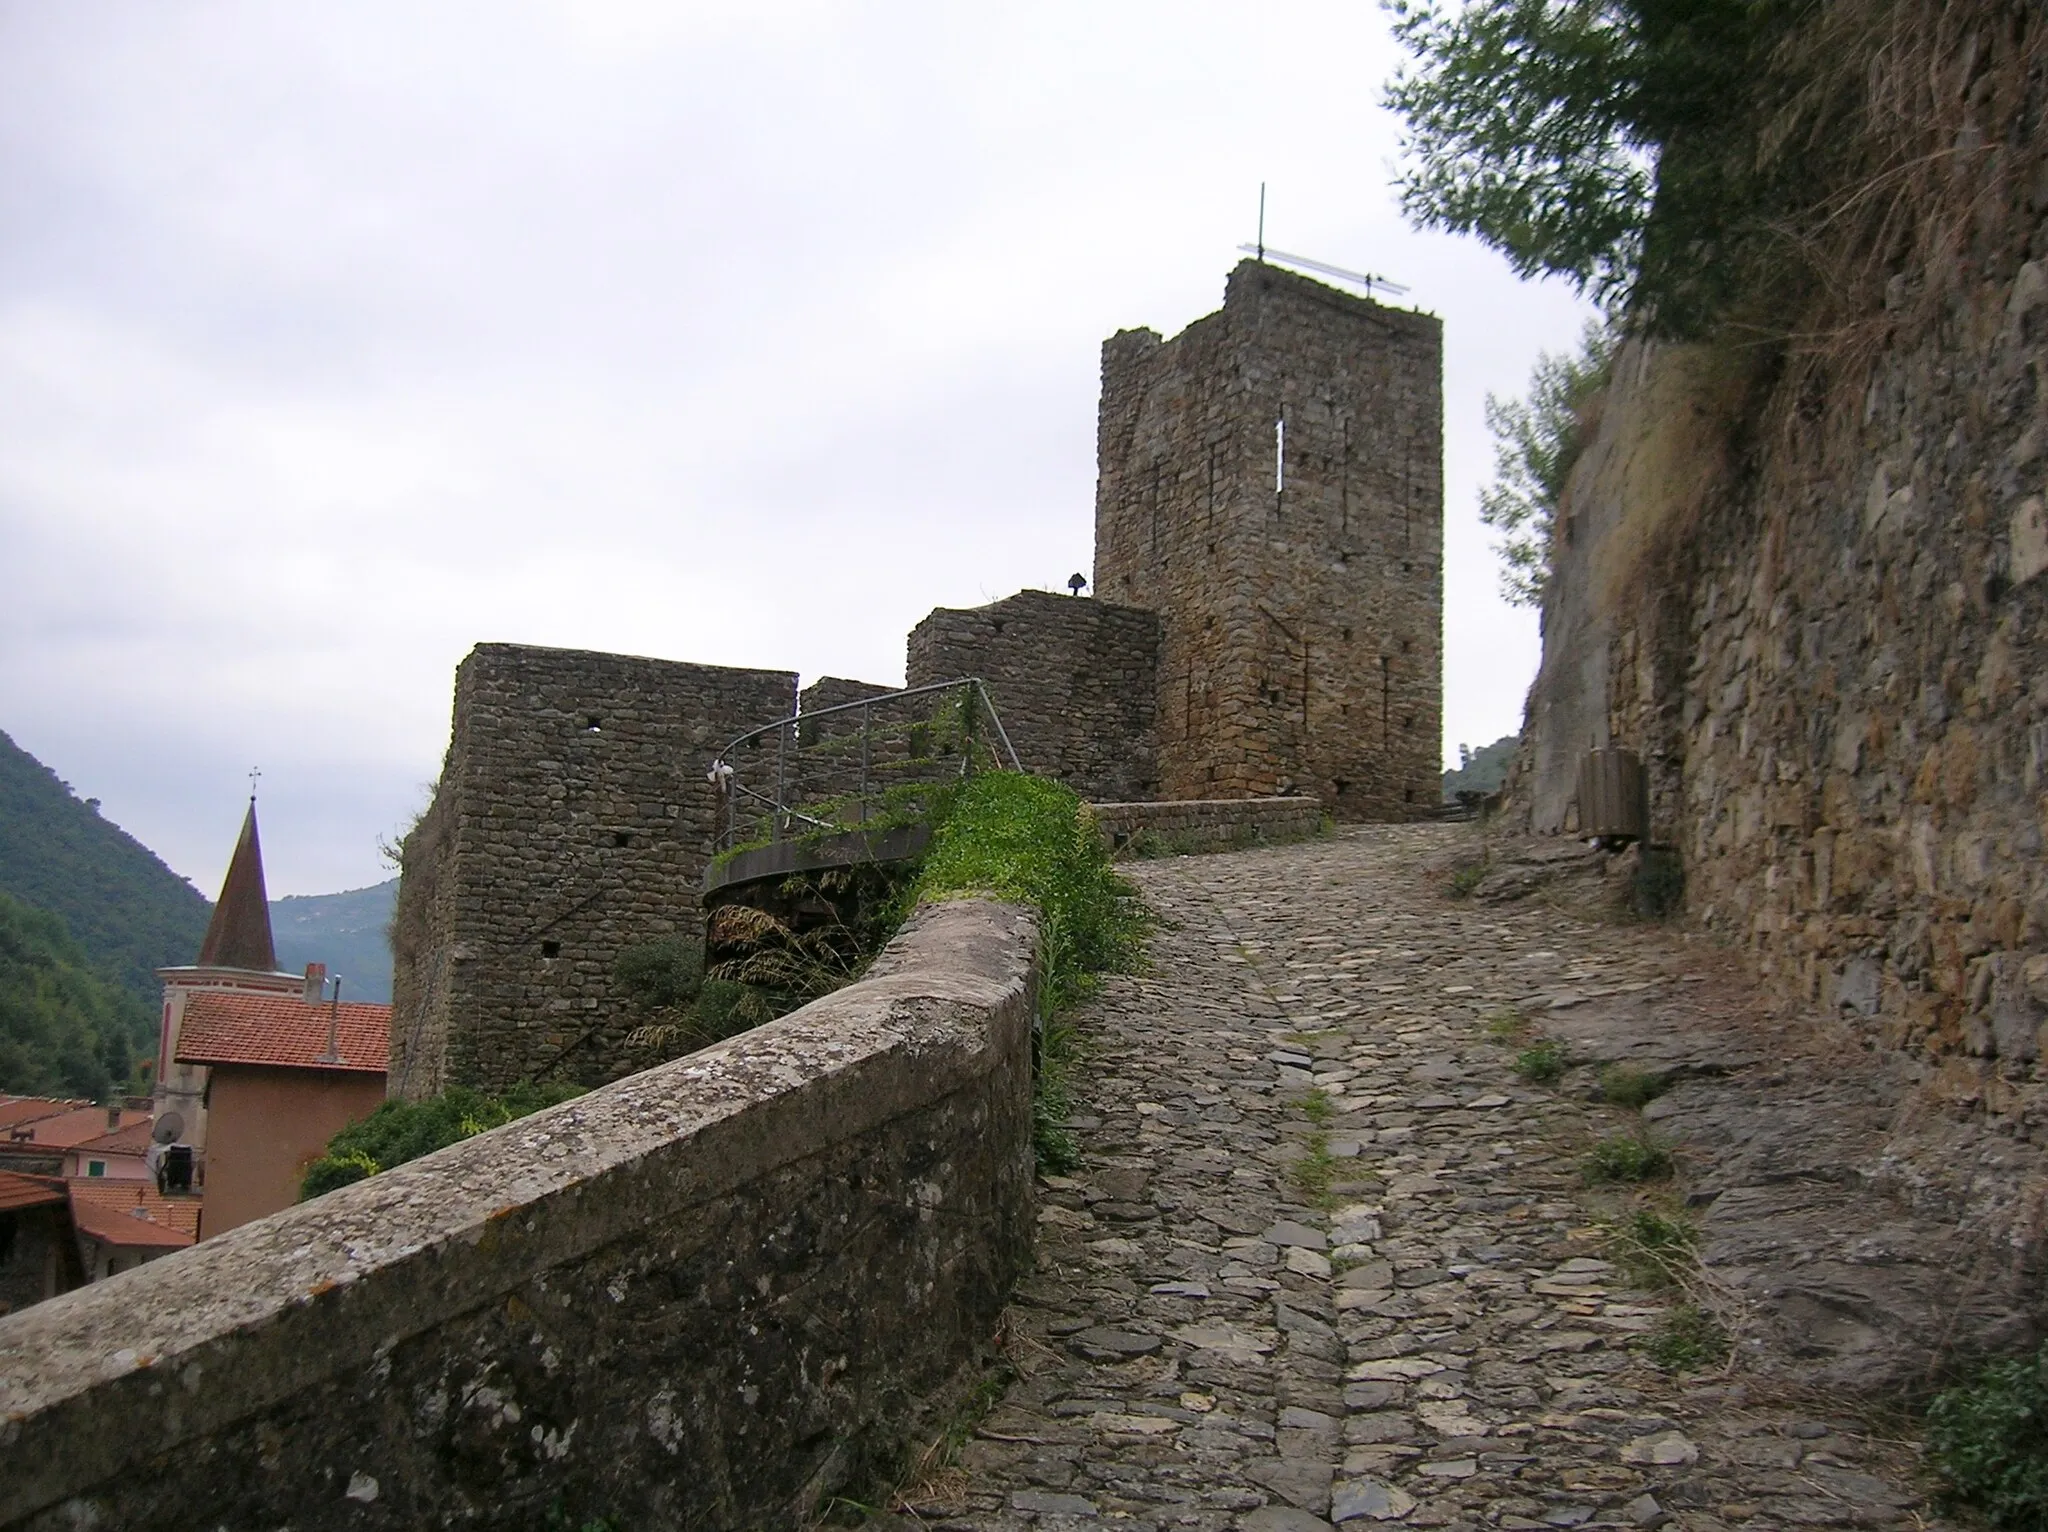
[883,826,1954,1531]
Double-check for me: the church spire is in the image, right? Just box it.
[196,797,279,972]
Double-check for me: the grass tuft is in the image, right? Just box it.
[1647,1304,1729,1372]
[1599,1064,1673,1109]
[1605,1206,1696,1288]
[1289,1138,1337,1208]
[916,772,1148,1171]
[1447,860,1488,898]
[1513,1039,1568,1083]
[1582,1132,1675,1183]
[1301,1087,1336,1127]
[1482,1007,1530,1041]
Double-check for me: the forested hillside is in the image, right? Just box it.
[1442,735,1518,799]
[0,730,209,1005]
[275,881,396,1003]
[0,892,153,1099]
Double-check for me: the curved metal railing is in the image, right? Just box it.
[708,677,1020,855]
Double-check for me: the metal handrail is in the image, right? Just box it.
[714,676,1018,762]
[708,677,1021,852]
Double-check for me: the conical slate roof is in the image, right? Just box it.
[195,799,278,972]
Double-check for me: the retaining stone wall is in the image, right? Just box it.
[389,643,796,1098]
[1514,19,2048,1099]
[1089,796,1325,854]
[907,589,1161,803]
[1095,260,1443,818]
[0,900,1037,1532]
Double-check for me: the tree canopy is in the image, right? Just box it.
[1383,0,1805,328]
[1481,319,1620,605]
[0,892,154,1099]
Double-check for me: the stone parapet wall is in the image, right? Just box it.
[1095,261,1443,818]
[1088,795,1324,854]
[0,899,1037,1532]
[389,643,797,1097]
[907,589,1161,803]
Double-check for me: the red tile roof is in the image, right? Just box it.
[1,1106,152,1149]
[0,1169,65,1213]
[0,1097,88,1131]
[175,991,390,1074]
[68,1179,201,1243]
[69,1119,156,1157]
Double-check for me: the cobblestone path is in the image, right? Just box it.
[908,826,1940,1532]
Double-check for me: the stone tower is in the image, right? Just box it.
[1094,259,1443,818]
[388,643,796,1100]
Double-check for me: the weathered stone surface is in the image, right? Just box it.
[907,589,1162,804]
[1091,796,1327,854]
[1095,260,1443,818]
[1509,23,2048,1163]
[925,830,1939,1530]
[0,900,1038,1532]
[389,642,798,1096]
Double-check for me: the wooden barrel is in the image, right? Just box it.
[1575,747,1647,845]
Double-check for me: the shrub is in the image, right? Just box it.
[1926,1346,2048,1529]
[299,1082,583,1200]
[1513,1039,1568,1083]
[916,773,1146,1016]
[1583,1132,1675,1183]
[612,936,704,1011]
[1600,1064,1672,1108]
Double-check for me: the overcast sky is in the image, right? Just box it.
[0,2,1591,898]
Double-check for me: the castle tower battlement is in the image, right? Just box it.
[1094,260,1443,817]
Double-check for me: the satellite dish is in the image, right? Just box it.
[152,1112,185,1145]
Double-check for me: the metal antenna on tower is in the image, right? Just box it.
[1239,190,1409,300]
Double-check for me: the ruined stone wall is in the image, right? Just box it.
[1094,260,1443,818]
[1087,796,1325,855]
[389,644,795,1098]
[0,900,1037,1532]
[906,589,1161,803]
[789,675,903,813]
[1517,13,2048,1100]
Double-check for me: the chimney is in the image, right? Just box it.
[302,962,327,1004]
[106,1104,121,1131]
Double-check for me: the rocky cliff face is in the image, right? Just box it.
[1517,8,2048,1114]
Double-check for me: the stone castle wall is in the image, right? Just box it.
[389,643,795,1098]
[0,901,1037,1532]
[1094,260,1444,818]
[906,589,1162,803]
[1516,14,2048,1101]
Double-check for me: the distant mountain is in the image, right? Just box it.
[1443,734,1519,800]
[273,880,395,1004]
[0,729,210,1006]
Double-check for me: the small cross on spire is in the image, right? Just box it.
[248,765,262,802]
